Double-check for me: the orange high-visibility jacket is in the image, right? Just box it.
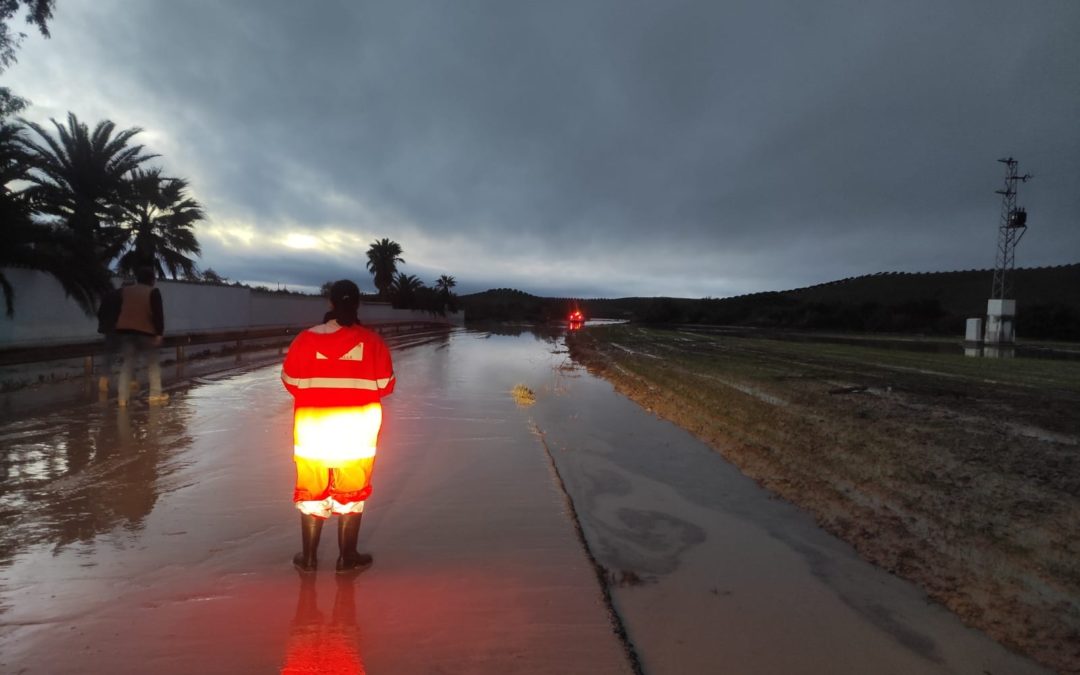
[281,321,395,466]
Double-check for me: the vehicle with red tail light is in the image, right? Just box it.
[568,309,585,330]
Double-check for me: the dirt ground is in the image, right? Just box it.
[567,325,1080,673]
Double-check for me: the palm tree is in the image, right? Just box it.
[106,168,203,279]
[1,121,109,316]
[365,238,404,300]
[435,274,456,294]
[18,112,156,241]
[0,120,28,198]
[435,274,457,312]
[389,272,424,309]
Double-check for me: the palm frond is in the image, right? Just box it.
[110,167,205,278]
[0,271,13,317]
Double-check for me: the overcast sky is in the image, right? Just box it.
[5,1,1078,298]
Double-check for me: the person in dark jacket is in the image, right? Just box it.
[95,283,123,393]
[115,267,167,406]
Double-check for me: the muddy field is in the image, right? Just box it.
[567,325,1080,673]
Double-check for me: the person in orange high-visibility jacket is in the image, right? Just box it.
[281,279,395,573]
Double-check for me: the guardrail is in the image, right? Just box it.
[0,320,452,372]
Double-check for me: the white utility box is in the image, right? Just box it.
[965,317,983,343]
[984,299,1016,345]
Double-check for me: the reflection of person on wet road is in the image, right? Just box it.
[280,576,365,674]
[282,279,395,573]
[115,267,167,406]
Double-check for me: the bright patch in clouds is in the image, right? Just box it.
[282,233,320,250]
[200,222,257,248]
[278,228,368,254]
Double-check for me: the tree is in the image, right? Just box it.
[365,238,403,300]
[201,268,228,284]
[0,118,28,200]
[1,119,111,316]
[18,113,157,241]
[435,274,457,311]
[0,0,52,68]
[388,272,424,309]
[414,285,445,316]
[0,217,110,316]
[106,167,203,279]
[0,1,55,118]
[0,87,26,118]
[435,274,456,294]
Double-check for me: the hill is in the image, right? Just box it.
[458,264,1080,340]
[454,288,556,322]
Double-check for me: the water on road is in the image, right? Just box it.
[0,325,1047,674]
[0,327,631,674]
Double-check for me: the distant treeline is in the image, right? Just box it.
[458,264,1080,341]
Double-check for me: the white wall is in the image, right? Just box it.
[250,291,327,328]
[165,282,256,333]
[0,268,98,345]
[0,268,461,348]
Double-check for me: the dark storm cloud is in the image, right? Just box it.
[7,0,1079,297]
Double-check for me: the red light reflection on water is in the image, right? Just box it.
[281,576,365,675]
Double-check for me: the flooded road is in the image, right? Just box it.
[0,327,631,674]
[0,325,1048,673]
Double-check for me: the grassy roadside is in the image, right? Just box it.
[567,324,1080,673]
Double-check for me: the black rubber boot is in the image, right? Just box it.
[292,513,324,573]
[336,513,373,573]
